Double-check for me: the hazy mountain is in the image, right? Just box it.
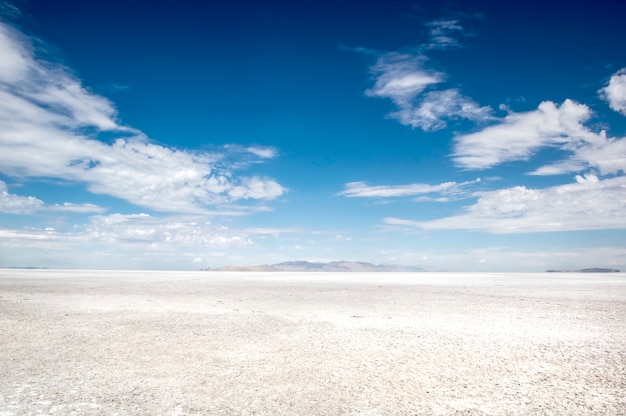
[545,268,621,273]
[206,261,428,272]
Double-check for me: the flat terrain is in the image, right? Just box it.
[0,270,624,415]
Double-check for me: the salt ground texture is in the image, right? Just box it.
[0,270,624,415]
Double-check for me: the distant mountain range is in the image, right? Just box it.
[546,268,621,273]
[205,262,622,273]
[205,261,429,272]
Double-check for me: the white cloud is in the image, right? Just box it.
[380,69,626,236]
[227,176,285,199]
[599,68,626,116]
[572,134,626,176]
[385,175,626,233]
[47,202,106,214]
[86,213,253,248]
[426,19,465,49]
[339,179,479,198]
[0,23,30,83]
[392,89,491,131]
[453,99,626,176]
[0,181,43,214]
[0,21,285,214]
[245,146,278,159]
[363,20,491,132]
[0,213,288,269]
[0,212,299,266]
[366,52,442,107]
[453,100,601,170]
[0,181,106,214]
[223,144,279,162]
[0,227,82,247]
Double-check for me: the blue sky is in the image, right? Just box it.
[1,0,625,271]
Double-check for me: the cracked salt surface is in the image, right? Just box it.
[1,270,625,415]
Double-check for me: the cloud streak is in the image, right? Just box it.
[0,21,285,214]
[426,19,465,49]
[366,53,443,106]
[339,179,480,198]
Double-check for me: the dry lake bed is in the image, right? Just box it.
[0,270,624,415]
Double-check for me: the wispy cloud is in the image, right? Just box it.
[47,202,107,214]
[0,21,285,214]
[453,98,626,176]
[366,53,443,106]
[362,18,491,131]
[599,68,626,116]
[453,99,594,170]
[426,19,465,49]
[385,174,626,233]
[339,179,480,198]
[245,146,278,159]
[392,89,491,131]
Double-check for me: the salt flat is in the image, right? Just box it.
[0,270,624,415]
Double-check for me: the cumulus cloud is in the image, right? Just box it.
[599,68,626,116]
[0,181,43,214]
[385,175,626,233]
[0,20,284,214]
[227,176,284,200]
[339,179,480,198]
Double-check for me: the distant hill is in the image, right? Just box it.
[205,261,428,272]
[546,268,621,273]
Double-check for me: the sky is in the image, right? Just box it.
[0,0,625,271]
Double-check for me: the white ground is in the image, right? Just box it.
[0,270,624,415]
